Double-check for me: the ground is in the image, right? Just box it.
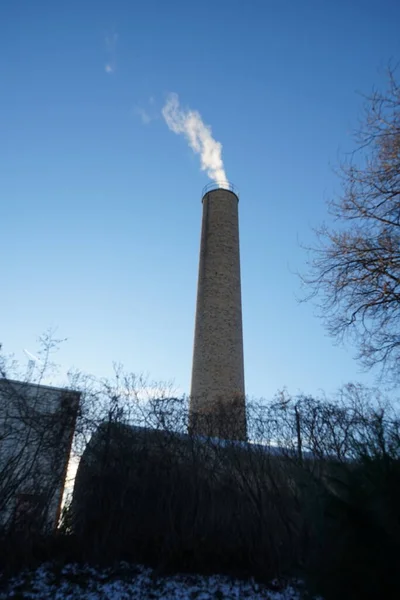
[0,562,321,599]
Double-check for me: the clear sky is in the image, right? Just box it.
[2,0,400,400]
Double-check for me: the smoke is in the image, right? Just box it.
[104,31,118,74]
[162,93,227,183]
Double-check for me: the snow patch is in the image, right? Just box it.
[0,562,321,599]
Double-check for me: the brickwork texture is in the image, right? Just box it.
[190,188,246,440]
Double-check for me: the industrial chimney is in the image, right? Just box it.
[190,182,246,441]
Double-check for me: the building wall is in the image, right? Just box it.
[190,188,246,440]
[0,379,79,532]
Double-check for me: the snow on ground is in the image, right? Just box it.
[0,562,320,599]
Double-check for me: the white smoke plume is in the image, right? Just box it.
[162,93,227,183]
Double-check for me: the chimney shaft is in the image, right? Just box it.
[190,185,246,440]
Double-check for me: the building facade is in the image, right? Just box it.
[0,379,80,533]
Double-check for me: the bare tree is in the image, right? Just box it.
[0,332,79,535]
[303,67,400,380]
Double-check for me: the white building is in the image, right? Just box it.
[0,379,80,533]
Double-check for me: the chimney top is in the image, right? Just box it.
[202,181,239,200]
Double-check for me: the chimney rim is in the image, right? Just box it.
[202,181,239,201]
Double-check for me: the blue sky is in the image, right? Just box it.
[2,0,400,400]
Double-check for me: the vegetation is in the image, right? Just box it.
[303,67,400,381]
[2,335,399,599]
[0,333,79,538]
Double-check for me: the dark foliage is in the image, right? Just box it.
[67,422,297,582]
[0,365,399,600]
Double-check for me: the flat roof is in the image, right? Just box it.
[0,378,81,395]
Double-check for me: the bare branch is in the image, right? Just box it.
[302,67,400,380]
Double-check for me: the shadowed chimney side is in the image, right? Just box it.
[190,184,246,441]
